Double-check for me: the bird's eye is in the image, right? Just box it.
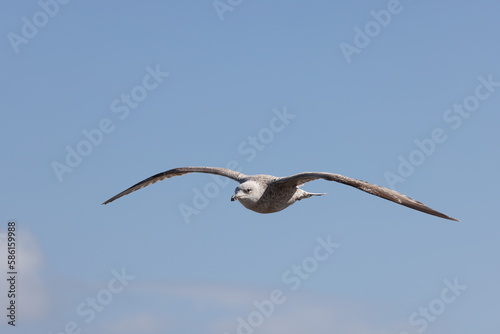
[246,188,252,193]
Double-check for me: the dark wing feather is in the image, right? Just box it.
[272,172,459,221]
[102,167,245,205]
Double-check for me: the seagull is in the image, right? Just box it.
[102,166,458,221]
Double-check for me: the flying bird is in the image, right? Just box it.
[102,166,458,221]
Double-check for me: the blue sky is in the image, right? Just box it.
[1,1,499,333]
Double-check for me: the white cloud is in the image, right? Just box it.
[101,313,167,333]
[0,228,50,322]
[0,230,407,334]
[132,281,407,334]
[261,299,398,334]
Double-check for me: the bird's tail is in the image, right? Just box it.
[303,192,327,198]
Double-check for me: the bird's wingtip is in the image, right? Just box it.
[444,215,460,222]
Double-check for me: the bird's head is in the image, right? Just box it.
[231,181,262,204]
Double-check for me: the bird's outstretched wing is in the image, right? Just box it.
[272,172,458,221]
[102,167,246,205]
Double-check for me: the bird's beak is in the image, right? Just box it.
[231,194,238,202]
